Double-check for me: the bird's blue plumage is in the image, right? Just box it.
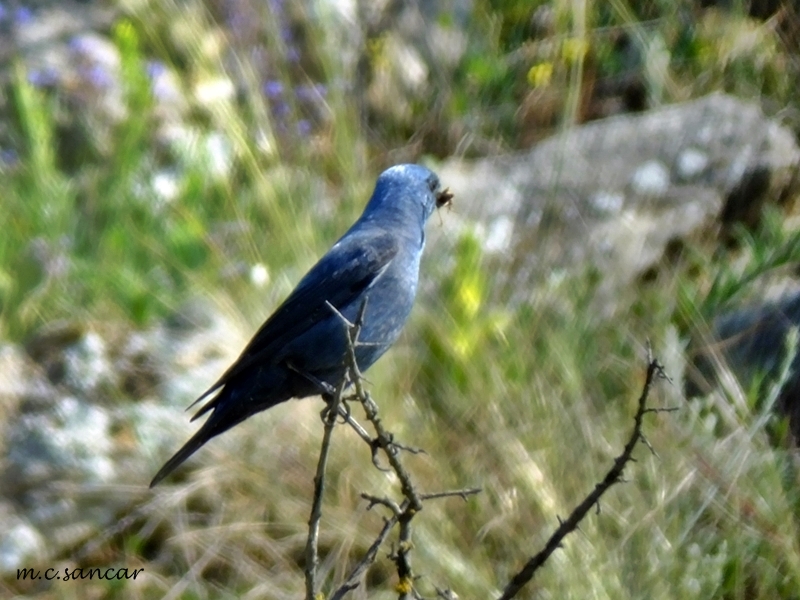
[150,164,448,486]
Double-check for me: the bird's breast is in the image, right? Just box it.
[355,248,418,347]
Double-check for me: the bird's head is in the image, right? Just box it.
[363,164,453,229]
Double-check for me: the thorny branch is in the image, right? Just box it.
[497,346,670,600]
[304,377,343,600]
[305,302,667,600]
[304,307,362,600]
[307,298,481,600]
[329,512,401,600]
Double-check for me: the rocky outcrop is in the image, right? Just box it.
[0,304,242,573]
[688,287,800,442]
[434,93,800,312]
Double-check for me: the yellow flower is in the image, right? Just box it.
[457,279,482,320]
[396,576,413,594]
[562,37,589,64]
[527,62,553,87]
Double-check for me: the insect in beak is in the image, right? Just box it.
[435,187,454,210]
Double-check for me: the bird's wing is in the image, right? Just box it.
[190,229,399,411]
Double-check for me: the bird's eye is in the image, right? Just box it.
[427,178,438,193]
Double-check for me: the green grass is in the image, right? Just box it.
[2,0,800,598]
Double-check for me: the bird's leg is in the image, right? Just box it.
[319,393,357,425]
[319,392,334,422]
[369,438,392,472]
[287,362,337,396]
[285,362,347,423]
[319,391,354,424]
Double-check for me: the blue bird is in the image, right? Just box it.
[150,164,452,487]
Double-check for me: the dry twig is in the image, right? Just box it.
[312,298,481,599]
[303,301,367,599]
[498,346,669,600]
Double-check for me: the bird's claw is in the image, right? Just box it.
[320,395,351,424]
[370,438,392,472]
[319,404,331,424]
[288,362,336,397]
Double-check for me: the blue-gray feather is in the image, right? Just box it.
[150,164,446,487]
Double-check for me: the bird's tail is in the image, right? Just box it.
[150,391,256,487]
[149,415,223,487]
[150,370,294,487]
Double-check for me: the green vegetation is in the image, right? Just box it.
[2,0,800,598]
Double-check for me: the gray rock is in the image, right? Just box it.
[433,93,800,312]
[25,322,117,402]
[688,288,800,442]
[0,503,46,572]
[62,330,117,398]
[0,303,243,571]
[676,148,710,180]
[0,343,55,407]
[6,395,115,488]
[630,160,671,197]
[1,362,119,553]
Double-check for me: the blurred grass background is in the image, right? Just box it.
[3,0,800,598]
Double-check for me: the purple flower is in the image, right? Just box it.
[15,6,32,24]
[27,67,59,88]
[297,119,311,136]
[82,64,114,89]
[69,36,85,52]
[69,35,101,55]
[146,60,166,79]
[146,61,177,101]
[263,80,283,98]
[0,148,19,167]
[272,100,290,117]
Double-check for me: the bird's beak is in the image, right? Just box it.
[435,187,454,210]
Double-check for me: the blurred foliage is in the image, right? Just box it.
[449,0,797,146]
[679,208,800,323]
[2,0,798,337]
[418,231,509,401]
